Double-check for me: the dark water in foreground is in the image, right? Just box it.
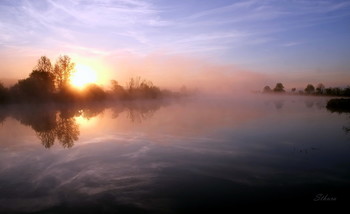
[0,95,349,213]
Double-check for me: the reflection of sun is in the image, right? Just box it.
[71,64,97,88]
[75,115,97,128]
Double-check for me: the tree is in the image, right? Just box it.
[125,77,161,99]
[35,56,52,73]
[53,55,75,91]
[29,70,55,94]
[263,86,272,93]
[291,88,296,93]
[343,86,350,96]
[305,84,315,94]
[110,80,126,99]
[273,83,285,92]
[0,82,9,103]
[10,70,55,102]
[83,83,106,101]
[316,83,325,94]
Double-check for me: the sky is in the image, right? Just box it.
[0,0,350,91]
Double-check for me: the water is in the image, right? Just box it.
[0,95,349,213]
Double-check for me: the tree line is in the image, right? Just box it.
[263,82,350,97]
[0,55,185,104]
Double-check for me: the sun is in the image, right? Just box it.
[71,64,97,88]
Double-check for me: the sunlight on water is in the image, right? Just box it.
[74,114,98,127]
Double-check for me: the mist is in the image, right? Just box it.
[104,53,269,96]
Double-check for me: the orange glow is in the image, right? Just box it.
[71,64,97,88]
[75,115,98,127]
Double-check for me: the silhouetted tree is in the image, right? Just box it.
[325,87,333,95]
[333,87,342,96]
[343,86,350,96]
[35,56,52,73]
[125,77,161,99]
[291,88,296,93]
[83,83,106,101]
[304,84,315,94]
[273,83,285,92]
[110,80,126,99]
[263,86,272,93]
[53,55,75,91]
[30,70,55,93]
[0,82,9,103]
[10,70,55,102]
[316,83,325,94]
[324,87,343,96]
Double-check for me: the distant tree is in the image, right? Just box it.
[53,55,75,91]
[110,80,126,99]
[273,83,285,92]
[263,86,272,93]
[83,83,106,101]
[35,56,52,73]
[324,87,344,96]
[126,76,141,92]
[304,84,315,94]
[0,82,9,103]
[343,86,350,96]
[291,88,296,93]
[125,77,161,99]
[332,87,342,96]
[316,83,325,94]
[325,87,333,95]
[139,80,161,99]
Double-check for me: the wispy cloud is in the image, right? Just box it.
[0,0,349,77]
[281,42,304,47]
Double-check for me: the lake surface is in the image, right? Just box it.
[0,95,349,213]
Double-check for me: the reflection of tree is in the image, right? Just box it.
[56,117,79,148]
[273,100,284,110]
[32,113,79,148]
[2,100,166,148]
[81,105,105,119]
[37,129,56,148]
[127,108,155,123]
[110,101,165,123]
[326,100,350,135]
[6,105,81,148]
[0,107,7,124]
[304,100,314,108]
